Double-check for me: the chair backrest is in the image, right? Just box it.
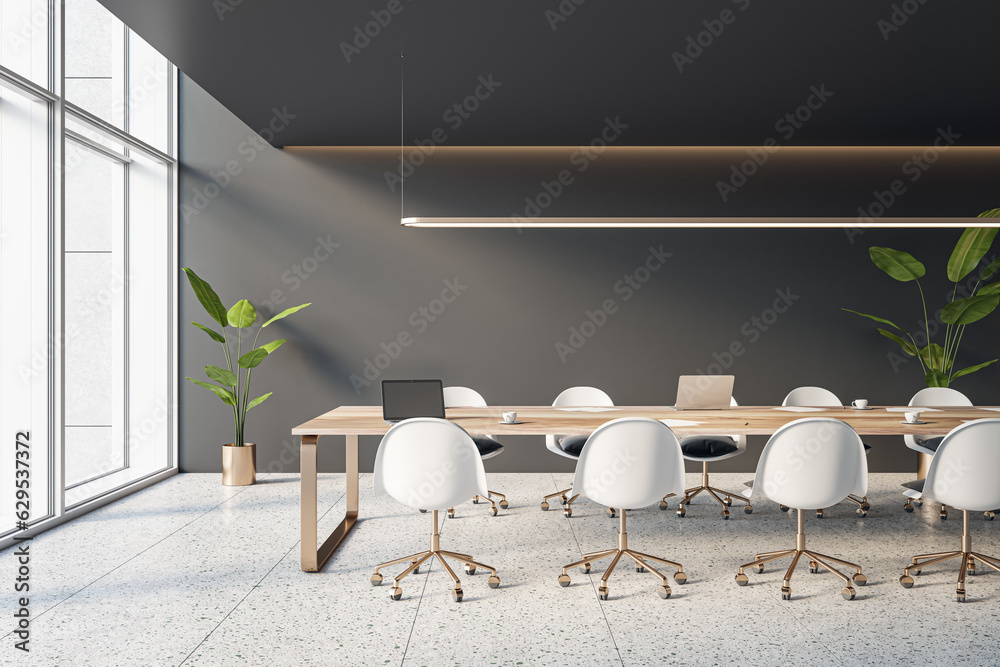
[922,419,1000,511]
[570,418,685,509]
[443,386,488,408]
[373,418,488,510]
[547,386,615,453]
[908,387,972,407]
[782,386,842,407]
[748,418,867,509]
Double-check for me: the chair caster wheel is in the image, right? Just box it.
[914,500,923,507]
[657,584,671,599]
[635,563,646,573]
[452,588,463,603]
[472,497,479,504]
[447,509,455,519]
[490,506,498,516]
[968,562,976,576]
[744,505,753,515]
[985,511,994,521]
[540,501,549,511]
[735,573,749,586]
[781,586,792,600]
[676,507,686,518]
[499,500,509,509]
[582,563,591,574]
[856,508,868,518]
[724,497,733,507]
[560,495,568,505]
[419,509,428,513]
[816,509,824,518]
[853,573,867,586]
[370,573,383,586]
[464,564,476,575]
[607,508,616,518]
[598,586,609,600]
[412,565,420,574]
[390,587,403,601]
[674,571,687,584]
[809,561,819,574]
[911,569,921,576]
[956,589,966,603]
[780,505,789,512]
[488,575,500,589]
[899,575,914,588]
[659,500,669,510]
[721,509,730,519]
[861,502,871,511]
[841,586,856,601]
[558,574,571,587]
[563,509,573,518]
[903,503,914,513]
[756,564,765,574]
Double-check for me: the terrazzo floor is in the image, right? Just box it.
[1,472,999,666]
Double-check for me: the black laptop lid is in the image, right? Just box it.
[381,379,446,422]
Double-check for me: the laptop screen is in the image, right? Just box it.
[381,379,446,422]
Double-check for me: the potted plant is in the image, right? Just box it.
[183,268,310,485]
[844,210,1000,388]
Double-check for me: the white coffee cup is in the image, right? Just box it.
[852,399,868,409]
[502,411,517,423]
[904,411,921,423]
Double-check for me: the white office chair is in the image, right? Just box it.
[902,387,974,519]
[735,418,868,601]
[671,397,752,518]
[899,419,1000,602]
[370,418,501,602]
[541,386,615,518]
[443,386,509,518]
[782,386,871,517]
[557,418,688,600]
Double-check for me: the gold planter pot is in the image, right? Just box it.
[222,443,256,486]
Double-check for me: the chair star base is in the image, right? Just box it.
[735,509,866,600]
[449,490,506,518]
[670,462,752,518]
[900,509,1000,602]
[558,509,686,600]
[370,510,500,602]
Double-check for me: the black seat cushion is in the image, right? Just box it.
[472,436,504,457]
[559,435,589,457]
[680,436,739,458]
[914,436,944,452]
[863,442,872,452]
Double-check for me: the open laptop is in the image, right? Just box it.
[672,375,735,410]
[381,379,446,424]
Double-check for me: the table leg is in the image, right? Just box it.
[917,451,931,480]
[301,433,360,572]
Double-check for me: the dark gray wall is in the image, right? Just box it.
[179,76,1000,475]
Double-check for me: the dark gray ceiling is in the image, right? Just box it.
[98,0,1000,147]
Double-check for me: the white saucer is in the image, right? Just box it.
[900,420,928,425]
[851,407,874,410]
[497,420,523,425]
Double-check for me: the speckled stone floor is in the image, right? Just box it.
[1,472,998,666]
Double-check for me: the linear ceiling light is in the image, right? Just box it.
[401,217,996,229]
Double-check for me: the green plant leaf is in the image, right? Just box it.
[940,294,1000,325]
[979,258,1000,281]
[237,347,269,368]
[182,268,228,328]
[918,343,950,372]
[191,321,226,343]
[842,308,905,332]
[947,228,998,282]
[977,208,1000,218]
[877,329,917,356]
[869,247,926,282]
[925,369,949,387]
[262,303,311,328]
[977,281,1000,296]
[205,364,237,387]
[247,392,272,410]
[951,359,998,381]
[227,299,257,328]
[186,377,236,405]
[261,338,286,355]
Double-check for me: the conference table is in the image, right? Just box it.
[292,404,999,572]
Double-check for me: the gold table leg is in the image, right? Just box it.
[301,433,360,572]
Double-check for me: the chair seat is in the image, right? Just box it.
[559,435,588,458]
[472,436,504,459]
[912,436,943,453]
[680,436,738,459]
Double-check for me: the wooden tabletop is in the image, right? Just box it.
[292,406,1000,438]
